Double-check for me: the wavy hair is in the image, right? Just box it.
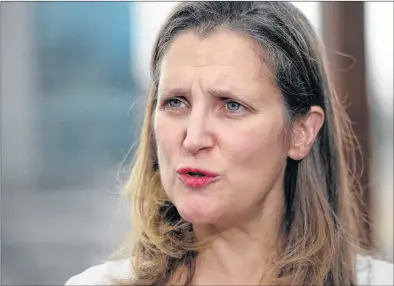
[112,2,368,285]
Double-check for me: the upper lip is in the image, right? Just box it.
[176,167,218,177]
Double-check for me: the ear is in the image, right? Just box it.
[287,106,325,160]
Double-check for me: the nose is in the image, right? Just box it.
[182,108,213,154]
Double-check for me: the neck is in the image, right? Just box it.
[191,188,285,285]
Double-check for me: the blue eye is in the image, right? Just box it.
[167,98,185,108]
[225,100,245,113]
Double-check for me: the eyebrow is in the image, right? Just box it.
[157,87,258,105]
[157,87,190,99]
[209,88,256,101]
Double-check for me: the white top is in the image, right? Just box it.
[65,255,393,285]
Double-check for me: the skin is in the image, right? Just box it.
[153,28,324,285]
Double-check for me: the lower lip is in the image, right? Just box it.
[178,174,218,188]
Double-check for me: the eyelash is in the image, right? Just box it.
[160,97,247,114]
[164,98,187,109]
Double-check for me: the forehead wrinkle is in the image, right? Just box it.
[159,28,280,103]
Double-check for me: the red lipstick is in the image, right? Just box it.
[176,167,219,188]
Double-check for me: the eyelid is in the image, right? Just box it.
[158,94,254,114]
[158,89,189,102]
[161,96,189,109]
[221,98,248,110]
[222,97,243,105]
[169,96,188,104]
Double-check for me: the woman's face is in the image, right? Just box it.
[154,29,290,226]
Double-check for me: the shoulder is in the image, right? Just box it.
[356,254,393,285]
[64,259,133,285]
[65,255,393,285]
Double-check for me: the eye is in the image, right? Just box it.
[224,100,246,113]
[165,98,186,109]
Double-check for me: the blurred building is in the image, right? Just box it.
[2,3,137,284]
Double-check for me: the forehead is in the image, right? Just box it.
[159,29,276,93]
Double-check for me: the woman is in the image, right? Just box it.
[66,2,393,285]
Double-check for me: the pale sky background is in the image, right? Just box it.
[365,2,394,114]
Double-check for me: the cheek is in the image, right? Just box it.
[226,117,287,165]
[220,117,288,206]
[154,113,183,185]
[154,113,178,158]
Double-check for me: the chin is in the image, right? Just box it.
[175,198,221,225]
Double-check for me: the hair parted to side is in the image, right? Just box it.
[111,2,369,285]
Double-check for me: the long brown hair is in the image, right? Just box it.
[112,2,369,285]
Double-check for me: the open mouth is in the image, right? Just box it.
[177,167,219,188]
[176,167,218,178]
[187,172,206,177]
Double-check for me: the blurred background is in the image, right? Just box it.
[1,2,392,285]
